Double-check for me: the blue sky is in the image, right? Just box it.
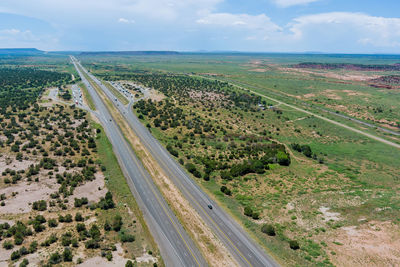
[0,0,399,53]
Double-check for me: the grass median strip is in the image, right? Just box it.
[79,81,96,110]
[103,80,129,105]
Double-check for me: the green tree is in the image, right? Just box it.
[63,248,73,262]
[261,224,276,236]
[244,206,253,217]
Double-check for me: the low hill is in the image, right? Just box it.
[79,51,180,56]
[0,48,44,56]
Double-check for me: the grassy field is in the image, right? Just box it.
[81,53,400,266]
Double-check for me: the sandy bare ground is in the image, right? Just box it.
[148,89,165,102]
[136,251,157,264]
[0,177,59,214]
[329,221,400,266]
[303,93,316,98]
[189,90,226,102]
[79,243,134,267]
[249,68,268,72]
[0,158,36,174]
[67,172,107,205]
[280,67,381,82]
[0,246,14,264]
[14,252,42,267]
[319,206,341,222]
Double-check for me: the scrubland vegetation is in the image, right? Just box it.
[0,58,159,266]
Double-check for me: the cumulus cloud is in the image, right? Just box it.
[0,28,39,41]
[118,18,135,24]
[196,12,282,40]
[0,27,59,50]
[0,0,223,23]
[272,0,320,8]
[289,12,400,48]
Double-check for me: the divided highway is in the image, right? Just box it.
[76,58,279,267]
[71,56,207,267]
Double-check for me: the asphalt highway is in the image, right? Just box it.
[78,58,279,267]
[71,56,207,267]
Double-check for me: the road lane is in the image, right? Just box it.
[71,56,207,267]
[78,59,279,267]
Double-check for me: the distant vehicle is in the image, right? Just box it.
[208,205,213,210]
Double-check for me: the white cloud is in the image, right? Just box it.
[272,0,320,8]
[0,28,39,41]
[0,28,59,50]
[118,18,135,24]
[196,12,281,32]
[289,12,400,48]
[0,0,223,23]
[0,28,21,35]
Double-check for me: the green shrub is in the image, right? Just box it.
[28,241,38,253]
[105,251,113,261]
[48,219,58,228]
[10,250,20,260]
[32,200,47,211]
[185,163,197,174]
[49,252,62,264]
[251,212,260,220]
[98,191,115,210]
[14,232,24,245]
[120,232,135,243]
[85,239,100,249]
[63,247,73,262]
[74,197,88,207]
[89,224,101,239]
[76,223,86,232]
[220,186,232,196]
[104,221,111,231]
[289,240,300,250]
[3,240,14,249]
[113,215,123,232]
[75,213,84,221]
[19,258,29,267]
[276,151,290,166]
[244,206,253,217]
[261,224,276,236]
